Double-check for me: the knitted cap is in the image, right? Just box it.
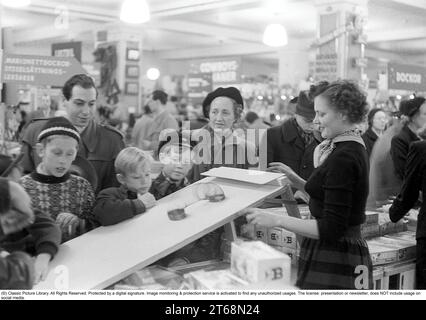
[295,91,315,120]
[202,87,244,118]
[37,117,80,143]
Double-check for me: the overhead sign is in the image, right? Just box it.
[388,62,426,92]
[187,72,213,105]
[190,57,241,87]
[52,41,82,62]
[1,53,87,86]
[314,53,338,82]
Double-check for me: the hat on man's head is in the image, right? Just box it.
[0,153,23,178]
[202,87,244,118]
[37,116,80,143]
[399,97,426,118]
[295,91,315,120]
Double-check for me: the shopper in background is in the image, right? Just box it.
[93,147,156,226]
[132,105,154,150]
[21,74,125,194]
[0,177,36,289]
[187,86,256,182]
[0,154,61,285]
[25,93,56,126]
[244,80,372,289]
[362,108,388,158]
[262,89,321,181]
[140,90,179,157]
[388,139,426,288]
[20,117,96,242]
[390,97,426,183]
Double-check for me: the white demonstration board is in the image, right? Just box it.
[201,167,284,185]
[34,177,285,290]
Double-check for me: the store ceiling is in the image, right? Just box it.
[1,0,425,65]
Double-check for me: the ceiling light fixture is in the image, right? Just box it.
[120,0,150,24]
[263,23,288,47]
[147,68,160,81]
[1,0,31,8]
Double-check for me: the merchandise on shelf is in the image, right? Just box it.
[230,240,291,284]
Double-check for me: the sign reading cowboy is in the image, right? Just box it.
[1,53,86,86]
[388,62,426,92]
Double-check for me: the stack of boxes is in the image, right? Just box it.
[184,240,293,289]
[363,208,416,289]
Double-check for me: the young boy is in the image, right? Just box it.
[149,134,194,200]
[150,133,223,267]
[93,147,156,226]
[19,117,96,242]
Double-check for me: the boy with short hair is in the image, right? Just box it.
[150,133,223,267]
[20,117,96,242]
[93,147,156,226]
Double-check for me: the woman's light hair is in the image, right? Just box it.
[114,147,152,175]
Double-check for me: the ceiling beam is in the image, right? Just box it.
[13,21,100,44]
[388,0,426,10]
[157,39,312,60]
[146,20,259,43]
[367,27,426,43]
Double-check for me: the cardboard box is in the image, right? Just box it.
[367,240,399,265]
[254,225,268,242]
[361,223,380,239]
[367,236,416,265]
[267,227,283,246]
[365,211,379,224]
[271,246,298,266]
[184,269,249,290]
[231,241,291,283]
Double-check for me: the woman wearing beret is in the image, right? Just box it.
[187,86,256,182]
[244,80,373,289]
[390,97,426,182]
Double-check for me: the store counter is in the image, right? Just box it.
[34,177,285,290]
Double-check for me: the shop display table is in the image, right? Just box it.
[34,177,285,290]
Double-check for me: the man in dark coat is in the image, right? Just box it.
[261,90,321,181]
[20,74,125,194]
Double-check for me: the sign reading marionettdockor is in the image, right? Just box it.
[388,62,426,92]
[1,53,86,86]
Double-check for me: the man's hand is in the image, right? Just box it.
[8,181,34,220]
[138,193,157,209]
[33,253,51,284]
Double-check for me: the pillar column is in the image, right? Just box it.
[313,0,369,86]
[94,23,143,115]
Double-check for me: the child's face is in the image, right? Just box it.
[160,145,193,181]
[121,162,152,194]
[38,136,78,177]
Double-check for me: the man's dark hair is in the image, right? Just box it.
[62,74,98,101]
[152,90,168,105]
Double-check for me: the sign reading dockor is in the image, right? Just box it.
[1,53,87,86]
[388,62,426,92]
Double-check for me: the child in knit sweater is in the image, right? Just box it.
[93,147,156,226]
[20,117,96,242]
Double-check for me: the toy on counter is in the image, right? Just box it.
[166,182,226,221]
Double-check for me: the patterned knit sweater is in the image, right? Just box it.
[20,172,96,228]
